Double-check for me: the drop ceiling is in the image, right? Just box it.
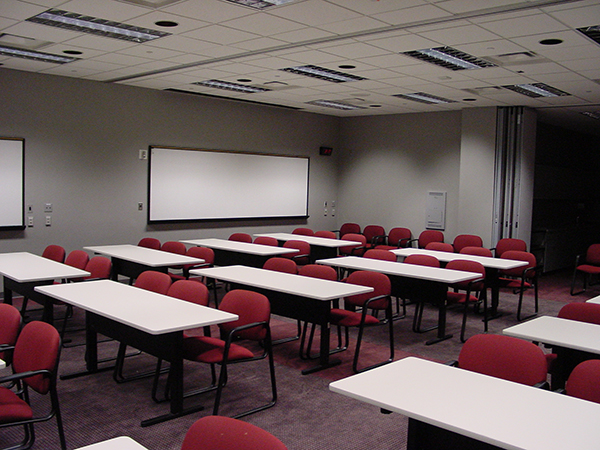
[1,0,600,134]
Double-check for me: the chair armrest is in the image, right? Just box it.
[554,387,566,394]
[370,234,387,246]
[397,237,412,248]
[0,369,52,384]
[380,408,393,414]
[364,294,391,309]
[534,381,550,390]
[445,360,459,367]
[349,245,366,256]
[407,238,419,248]
[0,344,15,352]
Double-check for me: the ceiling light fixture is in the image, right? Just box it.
[402,46,496,71]
[502,83,570,98]
[224,0,299,10]
[0,44,79,64]
[581,111,600,120]
[306,100,365,110]
[392,92,456,104]
[26,9,171,43]
[193,79,271,93]
[577,25,600,46]
[280,65,367,83]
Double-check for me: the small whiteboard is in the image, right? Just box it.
[426,191,446,230]
[0,138,24,229]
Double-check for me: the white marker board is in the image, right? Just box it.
[0,138,24,229]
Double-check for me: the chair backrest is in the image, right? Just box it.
[344,270,391,310]
[134,270,172,295]
[404,254,440,268]
[418,230,444,248]
[84,256,112,280]
[0,303,21,364]
[585,244,600,266]
[161,241,186,255]
[185,246,215,266]
[42,244,66,263]
[167,280,210,307]
[364,249,396,262]
[339,233,367,256]
[460,246,493,257]
[254,236,279,246]
[363,225,386,245]
[263,257,298,274]
[138,237,161,250]
[298,264,338,281]
[64,250,90,270]
[565,360,600,404]
[501,250,537,278]
[292,227,314,236]
[445,259,486,290]
[218,290,270,341]
[387,227,412,247]
[495,238,527,258]
[181,415,288,450]
[282,240,311,263]
[228,233,252,243]
[425,242,454,253]
[13,321,61,394]
[458,334,548,386]
[558,302,600,325]
[314,230,336,239]
[339,222,361,237]
[453,234,483,253]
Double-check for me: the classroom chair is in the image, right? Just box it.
[571,243,600,295]
[0,303,21,367]
[452,234,483,253]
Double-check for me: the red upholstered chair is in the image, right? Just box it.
[455,334,549,388]
[0,304,21,367]
[292,227,314,236]
[42,244,66,263]
[0,321,66,450]
[254,236,279,246]
[364,249,396,262]
[452,234,483,253]
[180,290,276,418]
[338,233,366,257]
[228,233,252,243]
[445,260,487,343]
[404,254,440,333]
[363,225,386,249]
[138,237,161,250]
[330,270,394,373]
[375,227,412,250]
[314,230,336,239]
[161,241,186,255]
[404,254,440,267]
[460,246,493,257]
[565,360,600,404]
[499,250,540,321]
[412,230,444,249]
[425,242,454,252]
[571,244,600,295]
[282,240,311,266]
[338,222,361,238]
[263,257,297,274]
[493,238,527,258]
[181,415,287,450]
[182,246,215,279]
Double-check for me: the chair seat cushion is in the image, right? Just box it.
[374,245,395,251]
[329,309,379,327]
[183,336,254,363]
[447,292,478,304]
[576,264,600,275]
[0,387,32,423]
[499,278,532,289]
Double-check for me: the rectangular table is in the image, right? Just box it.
[392,248,528,318]
[254,232,361,260]
[0,252,90,323]
[330,356,600,450]
[0,359,5,370]
[35,279,237,426]
[180,238,298,268]
[316,256,480,344]
[504,315,600,388]
[190,265,373,374]
[84,244,204,281]
[75,437,148,450]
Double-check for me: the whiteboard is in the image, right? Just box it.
[0,138,24,229]
[148,146,309,222]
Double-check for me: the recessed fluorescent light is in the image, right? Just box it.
[306,100,365,110]
[577,25,600,46]
[26,9,171,43]
[502,83,570,98]
[280,65,367,83]
[193,79,271,93]
[392,92,456,104]
[224,0,299,10]
[0,44,79,64]
[402,46,496,71]
[581,111,600,120]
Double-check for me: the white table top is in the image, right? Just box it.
[84,244,204,267]
[254,232,361,248]
[503,316,600,354]
[180,238,298,256]
[75,437,148,450]
[191,265,373,301]
[330,356,600,450]
[0,252,90,282]
[0,359,5,370]
[35,279,237,335]
[316,256,480,284]
[392,248,528,270]
[586,295,600,305]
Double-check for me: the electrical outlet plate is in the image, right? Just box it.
[139,149,148,160]
[27,216,33,227]
[44,203,52,212]
[45,216,51,226]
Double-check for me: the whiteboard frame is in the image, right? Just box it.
[0,137,25,230]
[147,146,310,223]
